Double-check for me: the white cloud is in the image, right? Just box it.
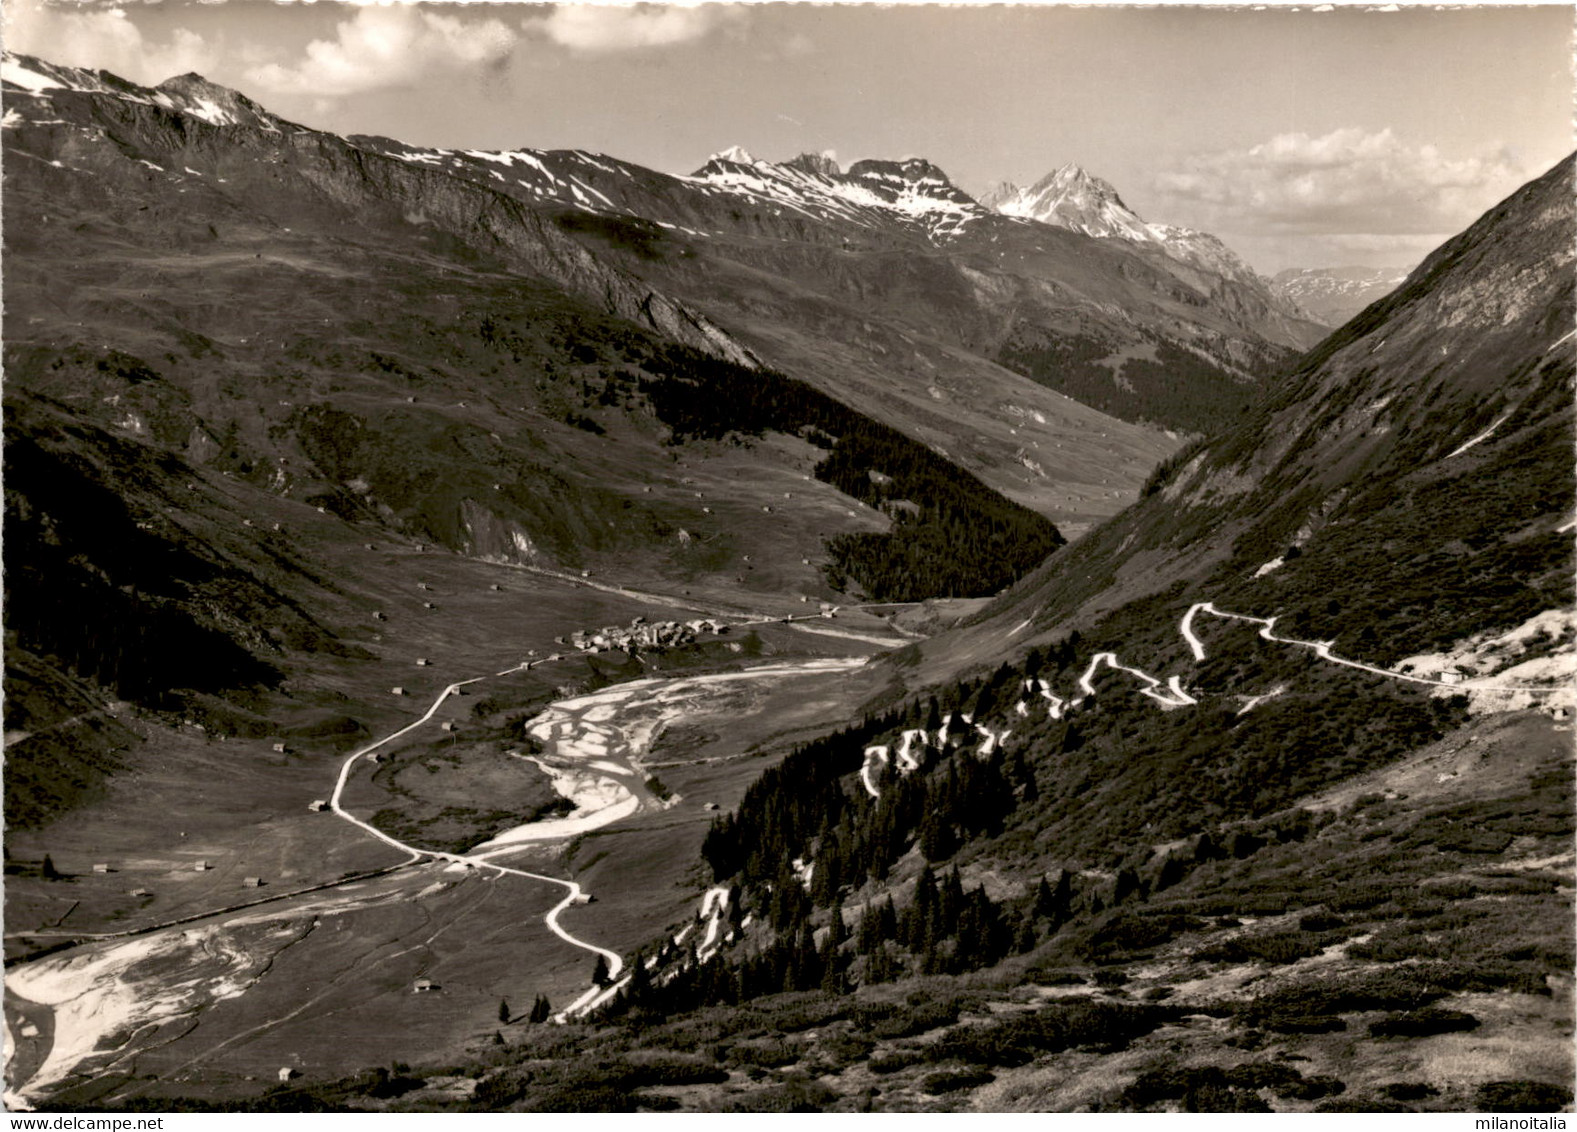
[1155,127,1527,238]
[4,0,221,83]
[246,6,517,97]
[531,4,744,54]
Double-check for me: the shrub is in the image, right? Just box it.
[1381,1082,1440,1102]
[862,1000,960,1039]
[1260,1015,1347,1035]
[1195,931,1324,966]
[921,1068,996,1095]
[727,1039,800,1068]
[721,1076,836,1112]
[1298,912,1345,932]
[1276,1075,1346,1101]
[929,1003,1172,1069]
[1245,969,1445,1024]
[1475,1081,1575,1112]
[1121,1064,1277,1113]
[1316,1098,1414,1113]
[819,1033,874,1061]
[868,1049,926,1075]
[1369,1008,1480,1038]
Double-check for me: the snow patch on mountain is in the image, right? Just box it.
[984,164,1267,286]
[710,145,757,166]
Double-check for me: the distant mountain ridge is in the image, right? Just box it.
[981,163,1275,293]
[0,48,1328,530]
[1272,265,1415,327]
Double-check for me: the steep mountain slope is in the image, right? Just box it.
[981,164,1320,328]
[1273,265,1415,328]
[915,152,1575,689]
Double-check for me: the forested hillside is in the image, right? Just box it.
[636,345,1065,600]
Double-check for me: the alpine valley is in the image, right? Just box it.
[2,49,1572,1116]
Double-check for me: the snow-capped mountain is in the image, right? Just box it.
[1,47,1325,455]
[983,164,1264,285]
[1271,265,1415,327]
[688,149,990,241]
[983,165,1157,241]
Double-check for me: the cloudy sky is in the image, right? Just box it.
[5,1,1570,272]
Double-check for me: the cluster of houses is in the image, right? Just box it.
[557,617,727,655]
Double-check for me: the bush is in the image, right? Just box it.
[1316,1098,1414,1113]
[1381,1082,1440,1102]
[1475,1080,1574,1112]
[1368,1008,1480,1038]
[1245,969,1446,1024]
[868,1049,926,1075]
[1260,1015,1347,1035]
[720,1076,836,1112]
[1276,1075,1346,1101]
[727,1039,800,1068]
[929,1003,1172,1069]
[1196,931,1324,966]
[862,1000,960,1039]
[817,1033,875,1066]
[921,1068,996,1095]
[1121,1064,1276,1113]
[1298,912,1345,932]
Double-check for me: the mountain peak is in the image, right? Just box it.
[976,181,1020,211]
[783,151,841,177]
[709,145,758,166]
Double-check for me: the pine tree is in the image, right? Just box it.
[498,998,511,1024]
[592,955,610,986]
[1033,869,1074,926]
[939,867,965,929]
[919,807,955,862]
[1156,854,1188,891]
[529,994,552,1023]
[827,896,848,950]
[40,854,59,881]
[877,895,898,944]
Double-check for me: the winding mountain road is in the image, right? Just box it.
[1179,602,1563,692]
[854,600,1566,800]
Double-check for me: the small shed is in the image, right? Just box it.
[194,860,212,872]
[279,1067,298,1082]
[413,977,438,993]
[415,658,430,667]
[308,800,329,812]
[242,876,264,888]
[128,888,151,897]
[372,611,386,621]
[440,721,458,733]
[272,742,288,754]
[489,584,501,591]
[391,687,406,696]
[92,863,110,874]
[423,602,436,610]
[1440,668,1465,685]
